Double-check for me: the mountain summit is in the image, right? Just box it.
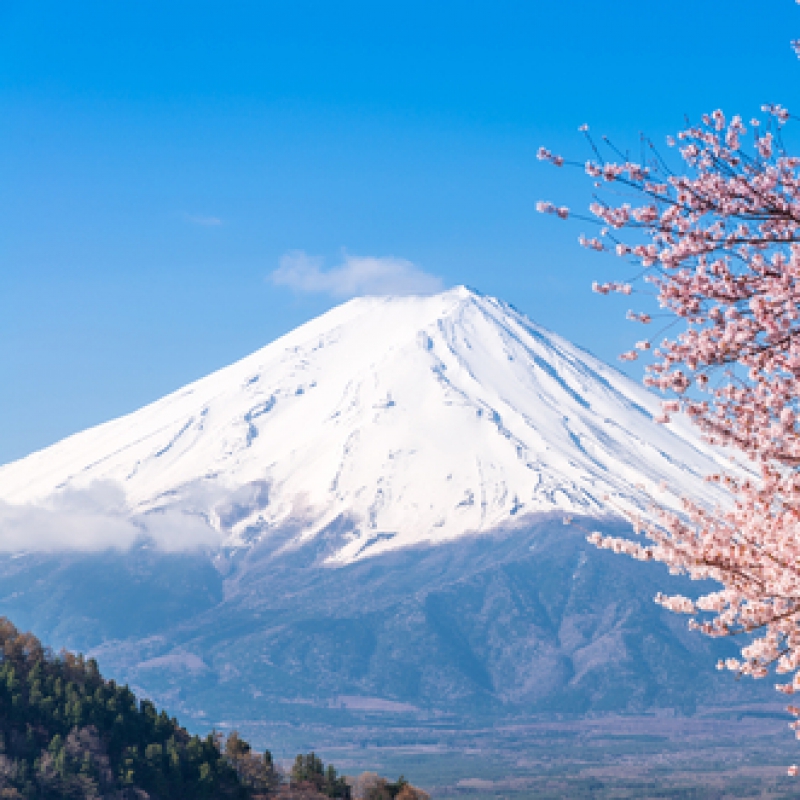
[0,287,727,562]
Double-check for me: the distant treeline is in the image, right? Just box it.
[0,617,427,800]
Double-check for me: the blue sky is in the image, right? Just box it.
[1,0,799,463]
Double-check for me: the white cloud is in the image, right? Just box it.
[185,214,223,227]
[140,509,220,552]
[270,251,444,298]
[0,482,221,553]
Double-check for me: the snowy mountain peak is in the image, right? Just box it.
[0,288,730,563]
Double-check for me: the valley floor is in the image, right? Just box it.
[234,712,800,799]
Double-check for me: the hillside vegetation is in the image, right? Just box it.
[0,617,427,800]
[0,616,263,798]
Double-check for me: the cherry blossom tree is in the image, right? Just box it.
[538,98,800,768]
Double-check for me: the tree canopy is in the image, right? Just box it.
[0,616,257,798]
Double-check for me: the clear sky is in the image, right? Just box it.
[1,0,799,464]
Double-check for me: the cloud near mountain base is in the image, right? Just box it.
[270,251,443,298]
[0,482,221,553]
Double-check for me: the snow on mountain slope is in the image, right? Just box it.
[0,287,733,563]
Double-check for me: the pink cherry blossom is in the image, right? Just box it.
[540,93,800,765]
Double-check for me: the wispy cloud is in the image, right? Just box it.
[270,251,444,298]
[185,214,223,227]
[0,482,221,553]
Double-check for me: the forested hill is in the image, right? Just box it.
[0,616,273,799]
[0,617,429,800]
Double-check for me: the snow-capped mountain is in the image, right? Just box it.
[0,287,764,740]
[0,287,729,563]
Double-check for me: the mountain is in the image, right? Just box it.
[0,287,769,761]
[0,286,729,563]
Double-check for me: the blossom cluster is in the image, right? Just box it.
[541,105,800,767]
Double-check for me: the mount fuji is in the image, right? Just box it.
[0,286,728,562]
[0,287,763,753]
